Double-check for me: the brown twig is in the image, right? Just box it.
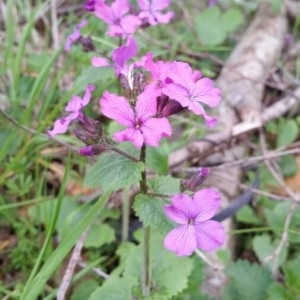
[57,228,90,300]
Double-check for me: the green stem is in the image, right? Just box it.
[140,145,151,296]
[122,188,130,241]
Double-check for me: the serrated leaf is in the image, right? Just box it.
[84,223,115,248]
[276,119,299,148]
[88,276,134,300]
[223,260,274,300]
[252,235,287,269]
[149,175,181,195]
[122,231,193,300]
[84,145,143,191]
[133,194,173,234]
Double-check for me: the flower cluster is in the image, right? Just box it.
[49,0,225,257]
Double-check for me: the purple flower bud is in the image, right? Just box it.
[79,145,107,156]
[161,100,184,117]
[182,168,209,192]
[84,0,96,11]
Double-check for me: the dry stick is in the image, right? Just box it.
[51,0,59,50]
[77,261,110,280]
[57,228,90,300]
[0,109,80,154]
[183,147,300,171]
[259,130,300,275]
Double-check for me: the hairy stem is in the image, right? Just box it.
[140,145,151,296]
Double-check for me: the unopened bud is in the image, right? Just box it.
[161,100,184,117]
[79,145,108,156]
[181,168,209,192]
[84,0,95,11]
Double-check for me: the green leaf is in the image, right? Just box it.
[276,119,299,148]
[283,257,300,295]
[223,260,274,300]
[147,144,169,174]
[71,279,99,300]
[20,190,111,300]
[196,7,226,46]
[73,66,114,94]
[148,175,181,195]
[222,8,244,33]
[195,7,244,46]
[279,155,298,177]
[84,145,143,191]
[252,235,287,269]
[133,194,173,234]
[267,283,286,300]
[84,223,115,248]
[236,206,261,224]
[88,276,134,300]
[122,231,193,299]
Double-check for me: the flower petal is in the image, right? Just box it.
[166,62,194,90]
[141,117,171,147]
[194,78,221,108]
[152,0,171,10]
[136,82,160,120]
[114,128,144,148]
[94,2,114,24]
[193,189,222,222]
[100,92,134,126]
[164,225,197,256]
[187,101,217,128]
[112,36,138,75]
[162,83,190,108]
[167,193,201,220]
[137,0,150,10]
[119,15,141,35]
[48,113,78,137]
[91,56,110,68]
[194,220,225,251]
[152,11,174,25]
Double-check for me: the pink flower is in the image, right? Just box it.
[138,0,174,25]
[100,83,172,147]
[94,0,141,37]
[48,85,95,137]
[164,189,225,256]
[162,62,221,127]
[92,36,138,89]
[64,20,88,52]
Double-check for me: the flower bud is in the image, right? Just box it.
[79,145,108,156]
[181,168,209,192]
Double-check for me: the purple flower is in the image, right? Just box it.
[84,0,96,11]
[48,85,95,137]
[64,20,88,52]
[164,190,225,256]
[92,36,138,89]
[162,62,221,127]
[94,0,141,37]
[100,83,172,148]
[138,0,174,26]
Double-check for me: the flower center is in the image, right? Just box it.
[135,117,142,129]
[188,218,195,225]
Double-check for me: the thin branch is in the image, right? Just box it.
[183,148,300,171]
[77,261,110,280]
[57,228,90,300]
[259,130,300,275]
